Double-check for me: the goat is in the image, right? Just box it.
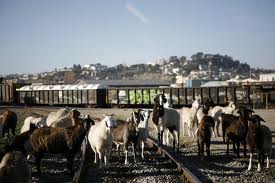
[152,94,180,151]
[210,101,236,137]
[0,111,17,138]
[88,114,117,168]
[112,111,140,164]
[50,109,80,128]
[137,109,153,159]
[181,100,200,138]
[46,107,70,126]
[225,107,253,157]
[246,115,272,171]
[221,113,239,142]
[0,151,31,183]
[197,115,215,159]
[1,123,37,158]
[196,105,210,125]
[29,112,94,176]
[21,116,46,134]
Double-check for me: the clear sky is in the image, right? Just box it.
[0,0,274,75]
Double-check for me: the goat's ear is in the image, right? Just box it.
[139,113,144,121]
[256,115,266,122]
[236,109,240,114]
[247,109,254,113]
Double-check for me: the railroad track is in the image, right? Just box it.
[147,137,202,183]
[72,136,202,183]
[29,135,201,183]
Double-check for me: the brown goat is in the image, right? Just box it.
[0,151,31,183]
[225,107,254,157]
[112,112,140,164]
[1,123,37,158]
[246,115,272,171]
[29,111,94,176]
[0,111,17,138]
[197,115,215,159]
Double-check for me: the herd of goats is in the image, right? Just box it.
[0,94,273,183]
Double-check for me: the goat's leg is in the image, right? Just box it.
[206,142,210,158]
[248,153,253,171]
[132,142,136,163]
[141,141,145,159]
[260,153,265,169]
[174,131,179,152]
[257,152,262,172]
[197,141,201,157]
[94,152,98,164]
[267,154,270,168]
[201,142,204,158]
[124,145,128,165]
[226,138,230,155]
[98,151,103,168]
[34,153,42,176]
[67,154,74,176]
[160,130,164,145]
[222,130,226,142]
[12,127,15,136]
[236,142,240,157]
[243,141,247,157]
[216,120,220,137]
[211,127,216,138]
[116,144,120,158]
[233,143,237,154]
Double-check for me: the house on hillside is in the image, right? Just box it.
[259,73,275,82]
[75,79,171,88]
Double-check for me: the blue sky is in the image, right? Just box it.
[0,0,274,75]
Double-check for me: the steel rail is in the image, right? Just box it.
[147,136,202,183]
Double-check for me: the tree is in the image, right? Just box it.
[180,56,186,62]
[191,52,204,61]
[169,56,179,63]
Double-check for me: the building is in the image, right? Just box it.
[75,79,171,88]
[259,73,275,82]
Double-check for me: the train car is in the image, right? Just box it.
[16,83,108,107]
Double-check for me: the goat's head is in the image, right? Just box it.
[248,114,265,130]
[192,100,200,109]
[82,115,95,132]
[237,107,254,119]
[203,98,215,109]
[138,109,153,122]
[32,118,46,128]
[102,114,117,129]
[71,109,81,119]
[127,110,140,125]
[154,94,167,106]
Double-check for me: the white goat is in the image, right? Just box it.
[137,109,153,159]
[46,107,70,126]
[50,109,79,128]
[209,101,236,137]
[181,100,200,138]
[152,94,181,151]
[88,115,117,168]
[0,151,31,183]
[20,116,46,134]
